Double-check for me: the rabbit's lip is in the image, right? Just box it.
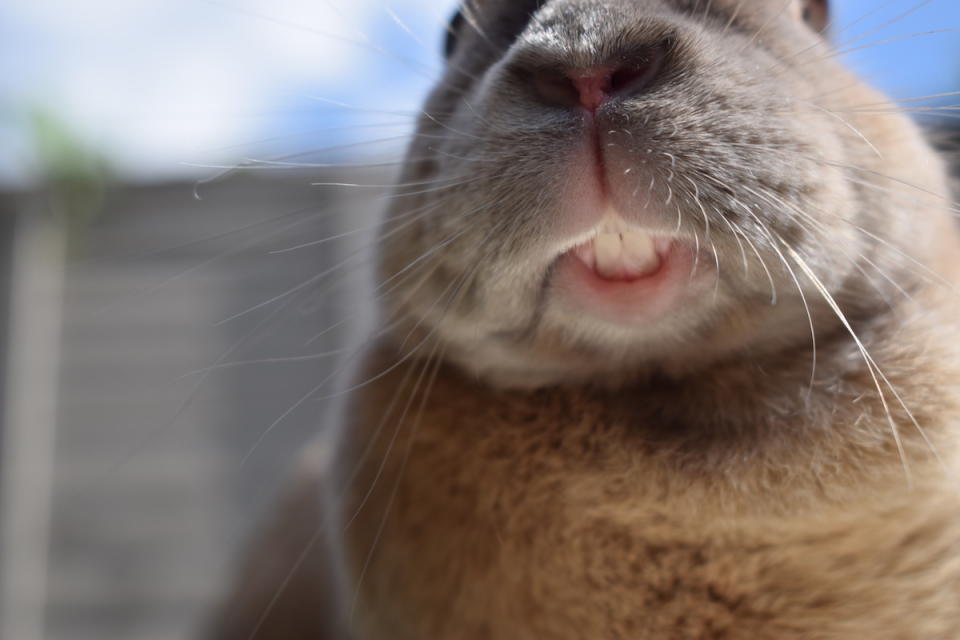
[552,216,705,323]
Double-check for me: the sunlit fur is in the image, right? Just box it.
[381,0,953,387]
[214,1,960,639]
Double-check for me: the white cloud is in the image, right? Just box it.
[0,0,457,183]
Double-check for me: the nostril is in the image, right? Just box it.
[610,66,649,95]
[607,46,666,100]
[531,71,583,109]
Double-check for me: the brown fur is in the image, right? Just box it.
[338,269,960,639]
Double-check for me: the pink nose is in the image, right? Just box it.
[571,70,613,111]
[531,59,663,112]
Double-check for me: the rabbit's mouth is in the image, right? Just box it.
[550,214,708,326]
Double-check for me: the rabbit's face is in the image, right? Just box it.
[377,0,950,387]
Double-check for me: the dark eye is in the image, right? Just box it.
[443,1,547,60]
[798,0,829,34]
[444,8,466,59]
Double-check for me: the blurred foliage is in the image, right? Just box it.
[28,109,111,242]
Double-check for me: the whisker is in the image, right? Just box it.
[198,0,444,82]
[829,27,960,61]
[236,227,471,467]
[833,0,936,52]
[89,205,332,319]
[347,215,509,627]
[782,244,946,482]
[735,189,818,394]
[771,0,903,70]
[839,90,960,109]
[213,194,476,326]
[348,339,448,628]
[790,98,883,158]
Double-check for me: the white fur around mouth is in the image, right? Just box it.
[572,223,662,281]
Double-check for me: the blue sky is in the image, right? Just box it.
[1,0,958,186]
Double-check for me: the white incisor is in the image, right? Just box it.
[573,217,662,281]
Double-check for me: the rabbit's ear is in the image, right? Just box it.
[444,6,466,59]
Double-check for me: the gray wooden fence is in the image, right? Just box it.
[0,173,383,640]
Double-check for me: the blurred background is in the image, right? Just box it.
[0,1,958,639]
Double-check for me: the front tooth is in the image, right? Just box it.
[594,233,624,279]
[621,231,659,275]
